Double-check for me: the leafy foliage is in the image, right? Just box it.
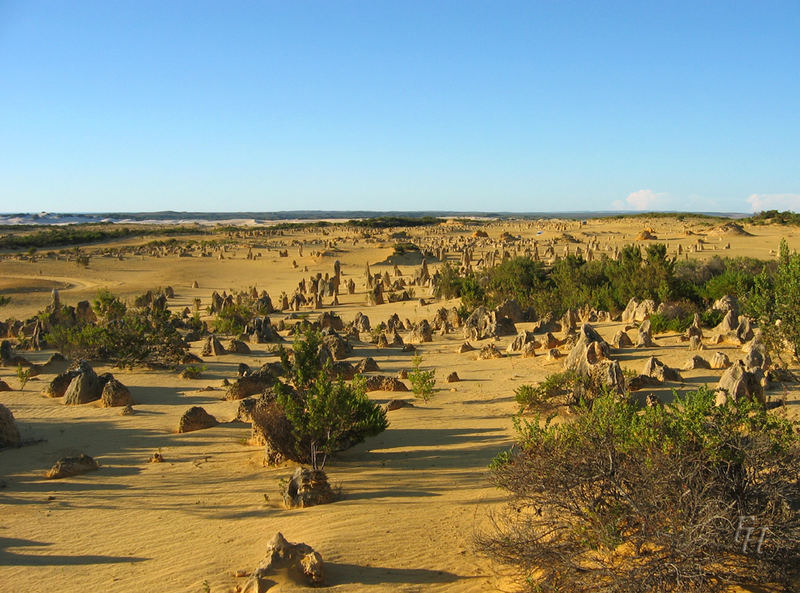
[483,388,800,593]
[275,326,388,470]
[45,290,187,367]
[746,239,800,360]
[438,246,782,320]
[648,309,724,334]
[514,370,586,410]
[408,354,436,402]
[214,303,256,336]
[17,364,31,392]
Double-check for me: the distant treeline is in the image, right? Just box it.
[744,210,800,225]
[436,244,773,319]
[0,226,204,250]
[347,216,445,228]
[600,212,730,223]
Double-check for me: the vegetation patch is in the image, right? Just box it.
[482,387,800,593]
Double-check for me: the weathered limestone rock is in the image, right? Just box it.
[281,467,335,509]
[226,339,251,354]
[63,363,104,405]
[177,406,218,433]
[506,330,539,353]
[635,319,655,348]
[641,356,681,382]
[457,342,475,353]
[712,295,738,316]
[715,360,764,406]
[446,371,460,383]
[627,374,661,391]
[546,348,562,360]
[246,532,326,589]
[495,299,527,323]
[100,379,133,408]
[201,335,226,356]
[226,373,276,400]
[686,313,703,340]
[542,332,562,350]
[321,332,353,360]
[45,454,99,479]
[385,398,413,411]
[354,357,379,373]
[352,312,371,333]
[318,311,344,331]
[408,320,433,343]
[520,341,537,358]
[564,324,624,395]
[0,404,21,448]
[612,330,633,349]
[364,376,408,392]
[634,299,657,322]
[621,298,639,324]
[463,307,516,341]
[478,343,504,359]
[715,310,739,334]
[683,355,711,370]
[564,324,610,376]
[710,351,732,370]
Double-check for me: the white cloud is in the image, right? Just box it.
[746,193,800,213]
[613,189,665,211]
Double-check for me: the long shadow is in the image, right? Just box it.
[342,488,442,501]
[325,562,466,586]
[370,426,507,450]
[0,537,148,566]
[127,385,222,407]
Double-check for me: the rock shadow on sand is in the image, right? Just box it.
[0,536,148,566]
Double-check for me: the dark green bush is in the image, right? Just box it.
[45,294,187,367]
[514,371,587,410]
[746,239,800,360]
[482,387,800,593]
[275,326,388,470]
[214,303,256,336]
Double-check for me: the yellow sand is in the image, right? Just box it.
[0,216,797,593]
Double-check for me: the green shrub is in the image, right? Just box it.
[434,262,486,309]
[408,354,435,402]
[17,364,31,392]
[45,299,187,367]
[649,312,693,334]
[276,326,388,470]
[93,288,126,322]
[392,242,420,255]
[482,387,800,593]
[746,239,800,361]
[214,303,255,336]
[515,370,587,410]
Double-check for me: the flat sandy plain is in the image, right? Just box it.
[1,216,799,593]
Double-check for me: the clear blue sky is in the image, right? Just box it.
[1,1,798,213]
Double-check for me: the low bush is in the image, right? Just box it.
[408,354,435,402]
[45,291,188,367]
[514,370,590,410]
[274,326,388,469]
[482,387,800,593]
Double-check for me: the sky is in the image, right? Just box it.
[0,1,798,214]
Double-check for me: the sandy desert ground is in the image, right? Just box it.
[1,215,799,593]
